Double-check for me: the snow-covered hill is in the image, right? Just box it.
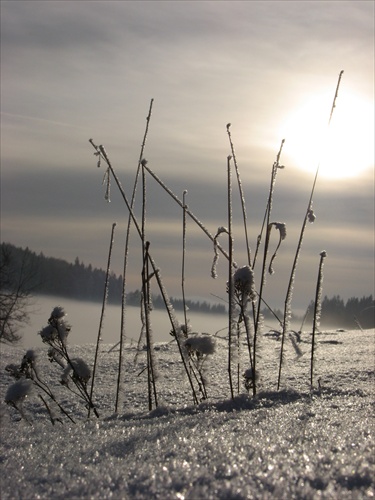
[1,328,374,499]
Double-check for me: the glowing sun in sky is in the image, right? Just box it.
[282,90,374,180]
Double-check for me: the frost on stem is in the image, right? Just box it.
[268,222,287,275]
[103,168,111,202]
[314,250,327,328]
[211,226,234,279]
[307,207,316,223]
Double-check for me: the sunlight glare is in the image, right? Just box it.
[281,90,374,179]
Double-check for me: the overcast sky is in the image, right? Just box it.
[1,1,374,317]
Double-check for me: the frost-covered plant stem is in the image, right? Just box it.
[181,190,189,333]
[253,139,285,269]
[277,71,344,391]
[251,141,285,391]
[90,141,199,404]
[30,363,75,423]
[148,260,198,404]
[227,155,235,399]
[142,163,229,261]
[115,99,154,413]
[311,251,327,387]
[88,222,116,417]
[226,123,251,266]
[142,242,158,410]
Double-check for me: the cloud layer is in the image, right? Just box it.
[1,0,374,314]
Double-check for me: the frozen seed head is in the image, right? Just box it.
[243,367,259,382]
[49,307,66,321]
[5,379,33,404]
[21,350,37,372]
[233,265,256,299]
[141,158,148,166]
[39,325,58,342]
[62,358,91,385]
[226,123,231,130]
[24,350,37,362]
[185,335,216,356]
[320,250,327,258]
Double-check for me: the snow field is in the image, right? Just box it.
[1,328,374,499]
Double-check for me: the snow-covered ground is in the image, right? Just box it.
[1,327,374,499]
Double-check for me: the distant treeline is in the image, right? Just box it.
[0,243,226,315]
[309,295,374,330]
[1,243,373,327]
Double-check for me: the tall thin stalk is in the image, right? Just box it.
[88,221,116,417]
[311,251,327,387]
[181,190,189,334]
[115,99,154,413]
[142,241,158,409]
[227,155,235,399]
[226,123,251,266]
[90,141,199,404]
[150,263,199,405]
[277,70,344,390]
[252,140,285,393]
[141,163,229,261]
[253,139,285,270]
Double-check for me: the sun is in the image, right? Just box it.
[281,90,374,179]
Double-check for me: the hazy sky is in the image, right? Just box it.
[1,1,374,316]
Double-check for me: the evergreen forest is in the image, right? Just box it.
[1,242,373,328]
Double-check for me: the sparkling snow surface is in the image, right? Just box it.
[1,329,374,499]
